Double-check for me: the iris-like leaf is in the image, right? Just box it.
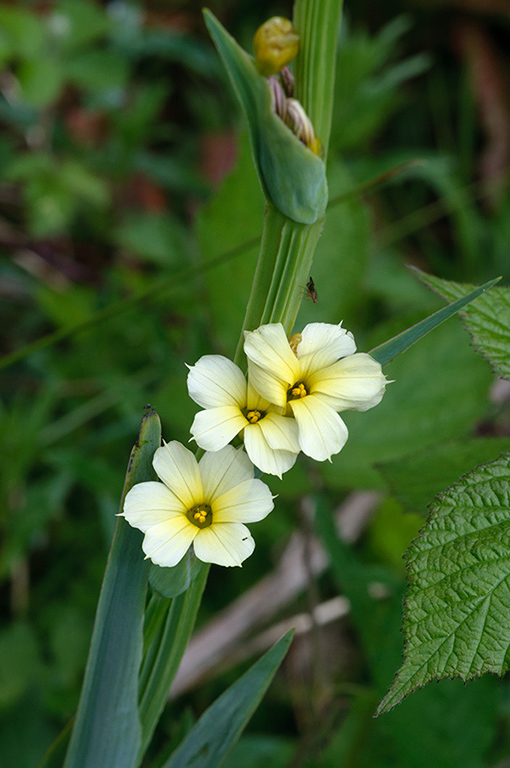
[64,409,161,768]
[203,9,327,224]
[370,274,500,366]
[378,454,510,714]
[162,630,294,768]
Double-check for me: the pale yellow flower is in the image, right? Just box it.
[244,322,388,462]
[187,355,300,478]
[122,442,273,568]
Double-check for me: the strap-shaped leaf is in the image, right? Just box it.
[418,269,510,380]
[203,10,327,224]
[378,454,510,714]
[64,409,161,768]
[370,273,500,367]
[162,630,294,768]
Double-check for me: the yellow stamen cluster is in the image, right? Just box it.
[288,382,308,400]
[187,504,212,529]
[246,409,262,424]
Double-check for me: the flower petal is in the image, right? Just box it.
[309,352,387,411]
[213,477,274,522]
[258,411,300,453]
[243,424,297,477]
[193,523,255,567]
[244,323,300,385]
[187,355,247,409]
[246,381,272,410]
[153,441,203,509]
[247,361,288,409]
[123,481,183,532]
[191,406,247,451]
[297,322,356,377]
[141,517,198,567]
[199,445,254,501]
[290,397,348,461]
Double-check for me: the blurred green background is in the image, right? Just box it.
[1,0,510,766]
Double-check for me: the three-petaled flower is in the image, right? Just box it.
[244,322,387,462]
[187,355,300,477]
[122,441,274,567]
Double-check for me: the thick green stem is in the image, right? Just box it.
[138,563,210,761]
[293,0,344,161]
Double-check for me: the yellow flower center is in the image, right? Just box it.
[288,382,308,400]
[244,409,265,424]
[187,503,212,529]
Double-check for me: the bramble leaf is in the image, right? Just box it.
[378,454,510,714]
[417,269,510,380]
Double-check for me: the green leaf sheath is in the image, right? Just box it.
[370,274,501,366]
[293,0,344,161]
[64,409,161,768]
[378,454,510,714]
[162,630,294,768]
[235,206,324,363]
[417,269,510,380]
[203,10,327,225]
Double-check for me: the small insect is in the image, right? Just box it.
[305,276,318,303]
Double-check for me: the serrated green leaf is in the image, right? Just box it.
[203,10,327,224]
[64,409,161,768]
[377,453,510,714]
[162,630,294,768]
[370,274,500,366]
[418,269,510,380]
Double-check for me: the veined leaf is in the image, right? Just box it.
[378,454,510,714]
[63,409,161,768]
[418,269,510,380]
[370,274,500,367]
[162,630,294,768]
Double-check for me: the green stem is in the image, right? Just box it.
[293,0,344,161]
[138,563,210,761]
[235,205,323,364]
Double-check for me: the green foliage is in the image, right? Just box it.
[63,410,160,768]
[419,271,510,380]
[321,320,493,489]
[1,2,509,765]
[162,631,293,768]
[379,438,510,514]
[378,454,510,714]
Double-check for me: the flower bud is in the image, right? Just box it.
[280,66,295,97]
[268,75,287,119]
[285,99,322,156]
[253,17,299,77]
